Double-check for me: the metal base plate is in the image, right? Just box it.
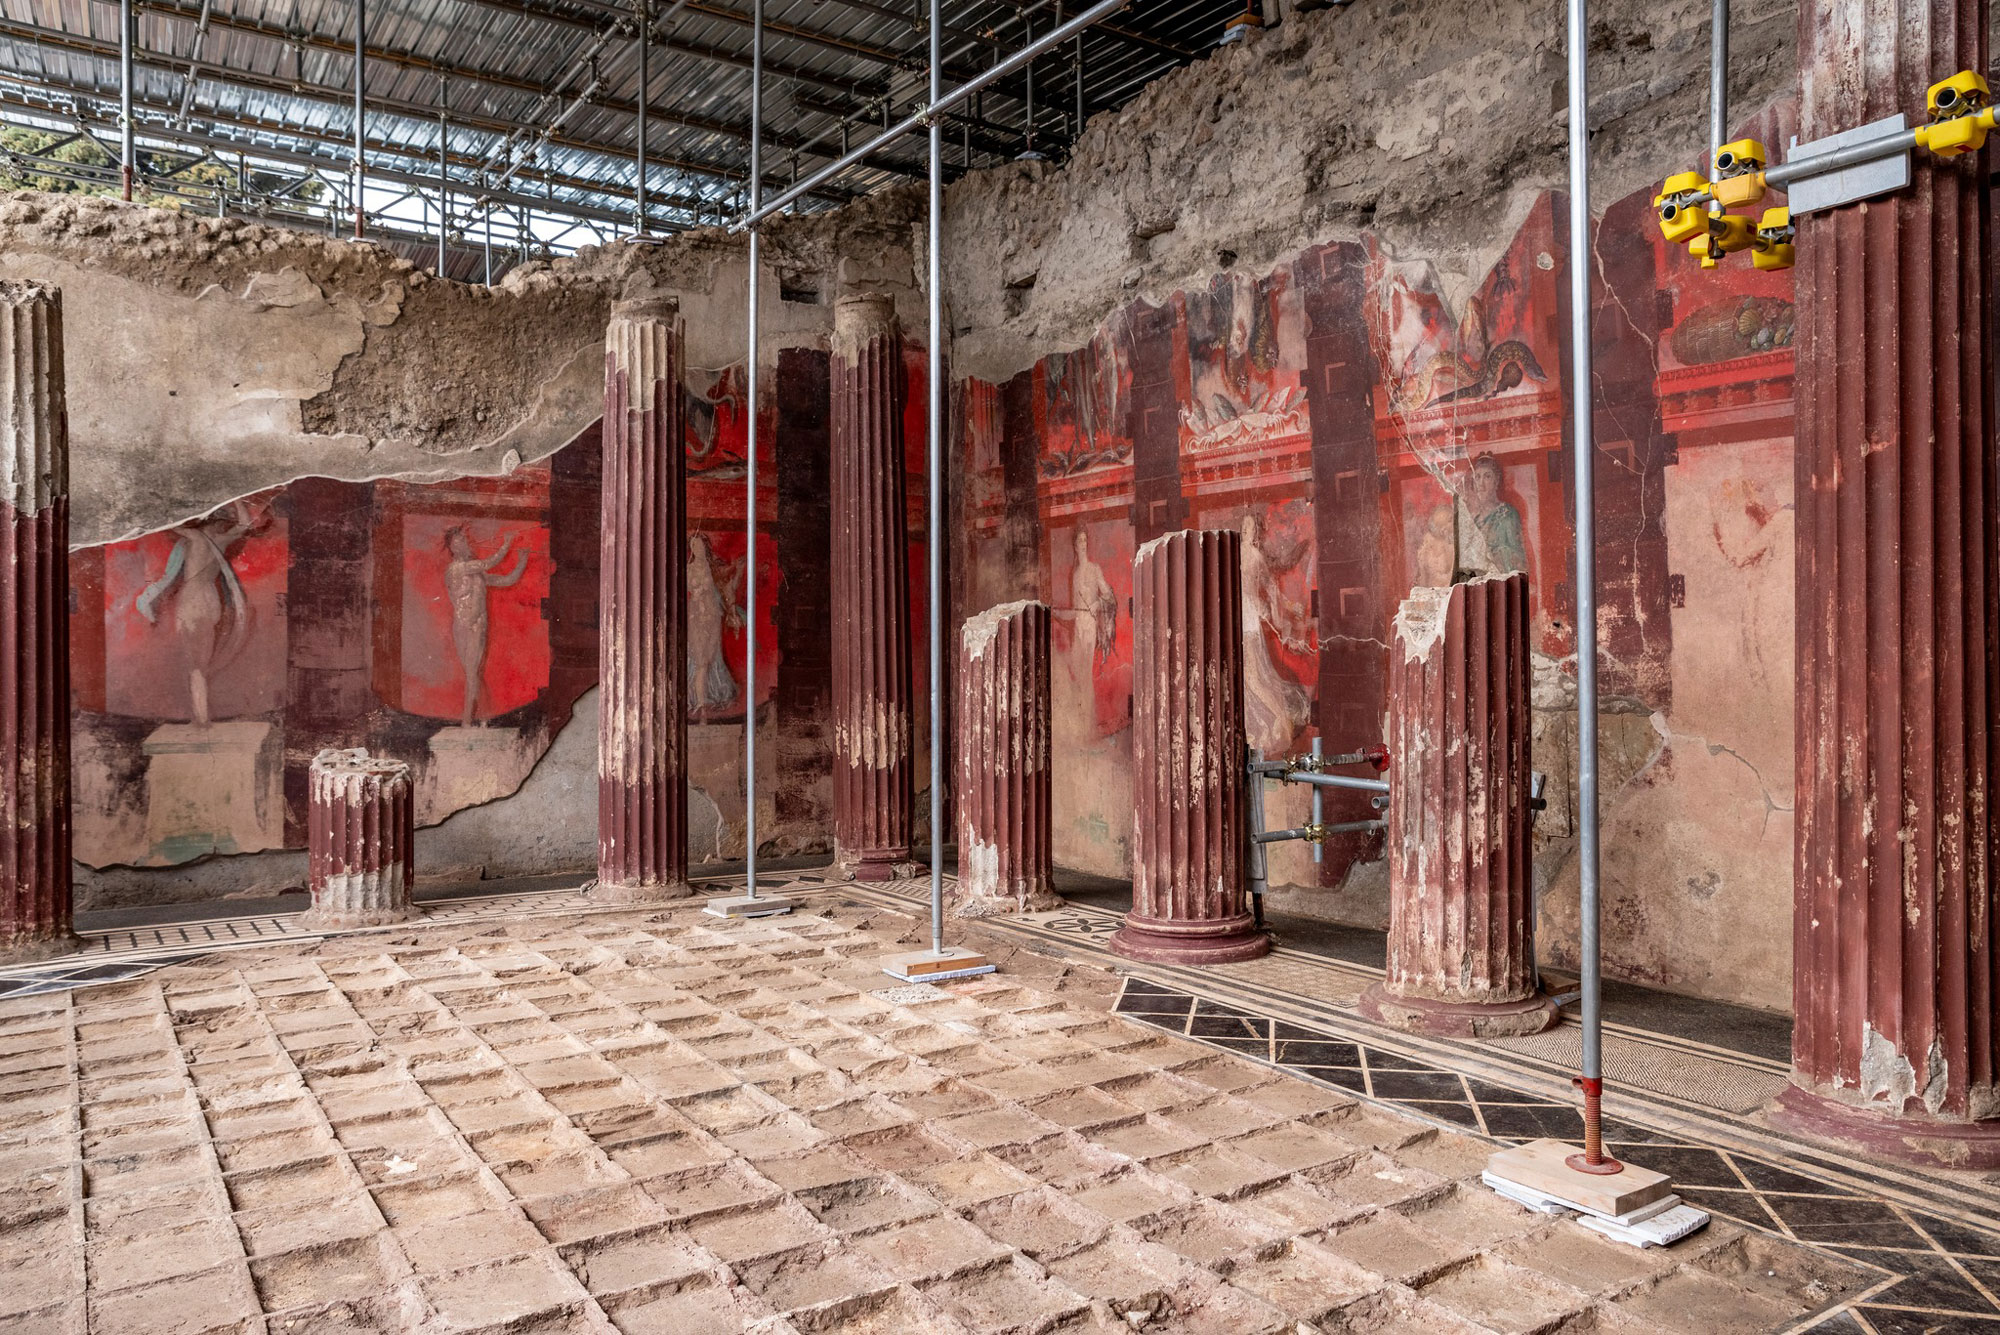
[1482,1172,1710,1248]
[880,948,996,983]
[703,895,799,919]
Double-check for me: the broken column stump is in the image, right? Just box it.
[0,282,74,964]
[1771,0,2000,1168]
[301,749,415,931]
[595,296,690,903]
[1109,529,1270,965]
[1360,573,1556,1037]
[830,292,914,881]
[955,600,1057,916]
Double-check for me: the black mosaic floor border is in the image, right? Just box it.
[1114,976,2000,1333]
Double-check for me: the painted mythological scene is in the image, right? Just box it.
[955,165,1800,1008]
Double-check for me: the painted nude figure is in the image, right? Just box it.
[445,528,528,727]
[687,533,745,714]
[135,499,264,727]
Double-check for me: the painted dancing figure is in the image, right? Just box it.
[444,527,528,727]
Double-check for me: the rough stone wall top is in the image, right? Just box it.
[0,186,926,546]
[942,0,1800,381]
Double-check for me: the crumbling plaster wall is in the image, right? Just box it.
[0,189,927,546]
[943,0,1798,382]
[0,186,929,907]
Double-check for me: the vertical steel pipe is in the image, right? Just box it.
[118,0,133,199]
[1309,735,1323,865]
[1073,32,1084,140]
[436,79,449,274]
[927,0,944,954]
[1022,16,1035,155]
[1708,0,1728,170]
[351,0,365,239]
[482,194,493,285]
[742,0,763,898]
[1565,0,1617,1173]
[635,0,650,233]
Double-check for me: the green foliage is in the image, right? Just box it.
[0,126,322,209]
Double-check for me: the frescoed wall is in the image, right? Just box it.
[70,435,602,870]
[67,338,939,881]
[954,118,1802,1010]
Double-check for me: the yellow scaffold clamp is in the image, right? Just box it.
[1710,139,1769,208]
[1688,213,1755,269]
[1750,206,1794,272]
[1652,170,1711,245]
[1915,71,1995,157]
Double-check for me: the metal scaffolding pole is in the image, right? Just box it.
[926,0,944,957]
[1708,0,1728,174]
[743,0,764,900]
[705,0,796,918]
[437,78,449,272]
[1565,0,1615,1175]
[119,0,134,198]
[635,0,649,233]
[730,0,1128,230]
[1021,14,1035,155]
[351,0,365,238]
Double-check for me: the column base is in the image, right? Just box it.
[1357,983,1560,1039]
[1108,912,1270,965]
[952,883,1062,918]
[0,930,82,966]
[836,854,920,883]
[299,907,416,933]
[1767,1083,2000,1172]
[588,878,693,904]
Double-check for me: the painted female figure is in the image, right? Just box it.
[687,533,745,715]
[1238,512,1313,754]
[444,528,528,727]
[135,498,264,727]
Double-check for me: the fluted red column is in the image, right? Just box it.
[955,600,1056,915]
[1772,0,2000,1166]
[1110,529,1269,964]
[302,749,415,930]
[596,296,689,902]
[1359,574,1554,1037]
[830,293,913,881]
[0,282,73,964]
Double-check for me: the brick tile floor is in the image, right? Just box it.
[0,898,1868,1333]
